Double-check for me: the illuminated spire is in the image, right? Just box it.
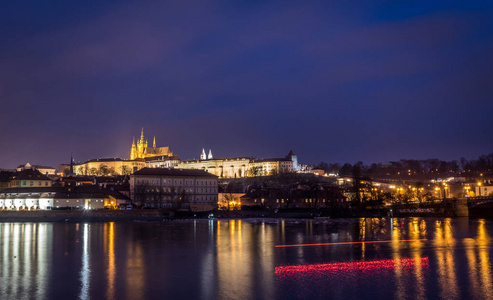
[140,128,144,143]
[208,149,213,160]
[153,136,156,148]
[201,148,206,160]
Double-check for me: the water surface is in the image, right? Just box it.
[0,218,492,299]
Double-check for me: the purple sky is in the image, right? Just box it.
[1,0,493,168]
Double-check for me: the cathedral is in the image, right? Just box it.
[130,128,173,160]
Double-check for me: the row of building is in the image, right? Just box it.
[60,129,305,178]
[0,129,312,211]
[0,165,218,211]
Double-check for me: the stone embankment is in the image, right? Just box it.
[0,210,165,222]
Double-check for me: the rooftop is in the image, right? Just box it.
[12,169,51,181]
[133,168,218,178]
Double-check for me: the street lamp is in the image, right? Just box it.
[478,182,482,197]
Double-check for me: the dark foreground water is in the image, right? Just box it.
[0,218,492,300]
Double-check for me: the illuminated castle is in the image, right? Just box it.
[130,128,173,160]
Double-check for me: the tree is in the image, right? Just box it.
[352,162,363,204]
[89,168,98,176]
[122,165,132,175]
[340,163,353,177]
[248,166,263,177]
[99,164,110,176]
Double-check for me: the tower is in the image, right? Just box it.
[136,128,147,159]
[153,136,156,148]
[286,150,299,170]
[130,137,137,160]
[208,149,213,160]
[201,149,206,160]
[69,153,74,175]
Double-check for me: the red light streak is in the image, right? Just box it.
[275,257,429,276]
[275,239,427,248]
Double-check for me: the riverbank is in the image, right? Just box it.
[0,207,485,222]
[0,208,389,222]
[0,210,165,222]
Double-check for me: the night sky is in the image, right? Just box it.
[1,0,493,169]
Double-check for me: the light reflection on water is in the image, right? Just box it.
[0,218,493,299]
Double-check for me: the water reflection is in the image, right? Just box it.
[434,219,459,299]
[0,223,51,299]
[124,228,145,300]
[0,218,493,299]
[465,220,493,299]
[79,223,90,300]
[106,222,115,300]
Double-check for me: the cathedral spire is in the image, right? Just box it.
[208,149,213,160]
[69,153,74,175]
[153,136,156,148]
[140,128,145,143]
[201,148,206,160]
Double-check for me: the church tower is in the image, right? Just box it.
[200,148,206,160]
[130,137,137,160]
[136,128,147,159]
[130,128,173,160]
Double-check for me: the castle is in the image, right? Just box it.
[130,128,173,160]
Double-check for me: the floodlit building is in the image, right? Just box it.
[17,163,56,175]
[178,155,251,178]
[130,168,218,211]
[177,150,299,178]
[145,155,181,169]
[249,156,294,176]
[475,184,493,197]
[73,158,145,176]
[130,128,174,160]
[0,186,130,210]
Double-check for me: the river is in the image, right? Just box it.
[0,218,492,299]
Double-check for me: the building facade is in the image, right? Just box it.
[74,158,145,176]
[130,168,218,211]
[145,155,180,169]
[0,186,130,210]
[475,185,493,197]
[177,150,298,178]
[17,163,56,175]
[8,168,52,188]
[178,156,251,178]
